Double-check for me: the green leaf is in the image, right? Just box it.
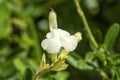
[85,52,99,68]
[95,51,106,66]
[77,59,93,70]
[85,51,107,66]
[0,1,12,39]
[85,52,94,62]
[110,54,120,65]
[13,58,26,73]
[54,71,70,80]
[67,55,78,68]
[0,61,15,78]
[22,68,33,80]
[104,23,120,51]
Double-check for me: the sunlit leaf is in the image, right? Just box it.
[13,58,26,73]
[0,1,12,39]
[104,23,120,51]
[54,71,70,80]
[77,59,93,70]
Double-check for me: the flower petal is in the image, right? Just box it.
[57,29,70,36]
[46,29,59,38]
[41,38,62,54]
[46,29,70,39]
[61,36,78,51]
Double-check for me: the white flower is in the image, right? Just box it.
[41,29,78,53]
[41,9,82,54]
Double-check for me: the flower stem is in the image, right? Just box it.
[33,56,67,80]
[34,69,50,80]
[74,0,99,49]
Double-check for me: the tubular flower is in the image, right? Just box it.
[41,9,82,54]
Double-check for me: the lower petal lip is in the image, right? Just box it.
[41,38,62,54]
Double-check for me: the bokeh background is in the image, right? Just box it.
[0,0,120,80]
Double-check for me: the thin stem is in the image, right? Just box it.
[33,69,50,80]
[34,70,41,80]
[74,0,99,49]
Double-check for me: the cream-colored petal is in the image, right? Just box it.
[57,29,70,36]
[74,32,82,42]
[46,32,53,38]
[61,36,78,51]
[49,9,58,31]
[46,29,59,38]
[46,29,70,39]
[41,38,62,54]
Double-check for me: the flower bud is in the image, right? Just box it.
[74,32,82,42]
[49,9,58,31]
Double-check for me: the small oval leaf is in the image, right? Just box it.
[104,23,120,51]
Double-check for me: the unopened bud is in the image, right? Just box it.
[49,8,58,31]
[74,32,82,42]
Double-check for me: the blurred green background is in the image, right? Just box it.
[0,0,120,80]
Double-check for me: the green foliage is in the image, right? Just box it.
[22,68,33,80]
[0,1,11,38]
[0,0,120,80]
[77,59,93,70]
[13,58,27,73]
[104,23,120,51]
[54,71,70,80]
